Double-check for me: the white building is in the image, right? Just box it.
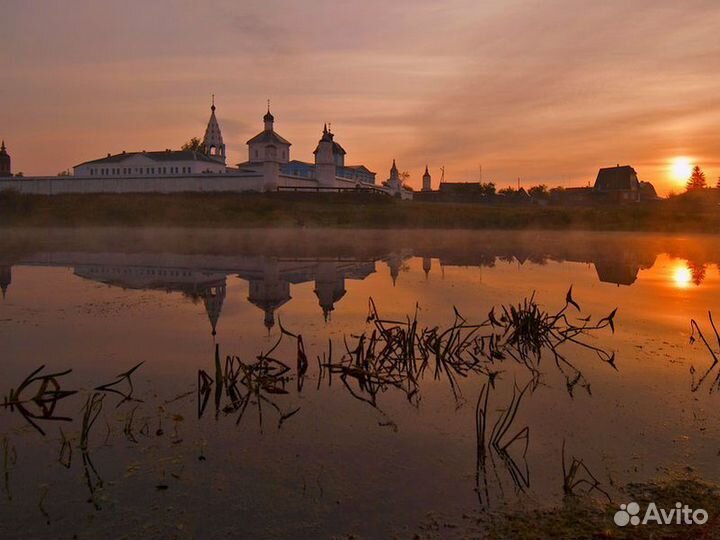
[245,108,291,164]
[73,150,226,178]
[74,98,227,177]
[0,99,412,199]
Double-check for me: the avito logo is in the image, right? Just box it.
[614,502,708,527]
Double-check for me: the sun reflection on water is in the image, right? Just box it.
[672,262,693,288]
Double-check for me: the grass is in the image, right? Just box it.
[484,477,720,540]
[415,476,720,539]
[3,189,720,231]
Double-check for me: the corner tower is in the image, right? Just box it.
[422,165,432,192]
[387,160,401,194]
[0,141,11,177]
[313,124,336,187]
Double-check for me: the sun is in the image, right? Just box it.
[670,157,693,185]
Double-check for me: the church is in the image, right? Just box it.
[0,98,411,198]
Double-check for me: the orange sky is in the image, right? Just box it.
[1,0,719,194]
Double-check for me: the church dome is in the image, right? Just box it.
[263,110,274,123]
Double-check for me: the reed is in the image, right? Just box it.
[561,439,611,502]
[689,312,720,392]
[1,366,77,435]
[95,361,144,406]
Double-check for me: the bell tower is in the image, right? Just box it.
[202,96,226,164]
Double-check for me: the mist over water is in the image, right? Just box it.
[1,228,719,539]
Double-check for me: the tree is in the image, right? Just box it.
[181,137,205,153]
[687,261,707,286]
[686,165,707,191]
[498,187,517,196]
[383,170,412,190]
[57,170,71,177]
[716,177,720,190]
[478,182,496,197]
[528,184,549,199]
[399,170,413,190]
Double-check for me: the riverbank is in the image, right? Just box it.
[1,190,719,231]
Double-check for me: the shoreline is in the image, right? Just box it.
[1,191,719,232]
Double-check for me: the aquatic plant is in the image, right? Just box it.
[1,365,77,435]
[561,439,610,502]
[198,342,299,430]
[318,289,617,408]
[689,312,720,392]
[95,361,144,406]
[475,381,531,508]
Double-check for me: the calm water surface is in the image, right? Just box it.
[1,228,719,539]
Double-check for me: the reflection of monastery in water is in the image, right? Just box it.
[0,265,11,299]
[0,238,682,338]
[48,256,376,336]
[417,244,656,287]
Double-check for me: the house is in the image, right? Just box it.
[639,181,660,200]
[550,186,594,205]
[593,165,640,202]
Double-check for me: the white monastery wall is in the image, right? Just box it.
[0,174,264,195]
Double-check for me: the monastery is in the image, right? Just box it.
[0,100,412,198]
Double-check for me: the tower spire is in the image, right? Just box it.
[211,94,215,112]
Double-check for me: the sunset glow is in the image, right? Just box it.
[1,1,719,193]
[670,157,694,186]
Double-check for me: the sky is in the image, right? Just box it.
[1,0,719,194]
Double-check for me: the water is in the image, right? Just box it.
[1,228,719,539]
